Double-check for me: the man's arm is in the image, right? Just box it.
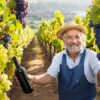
[28,73,55,85]
[97,71,100,80]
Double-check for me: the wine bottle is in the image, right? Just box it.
[12,56,33,94]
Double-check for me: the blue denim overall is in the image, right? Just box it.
[58,49,96,100]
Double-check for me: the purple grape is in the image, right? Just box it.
[2,34,11,49]
[15,0,28,28]
[0,15,3,22]
[97,53,100,60]
[93,24,100,49]
[89,20,94,27]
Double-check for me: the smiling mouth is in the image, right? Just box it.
[70,45,80,48]
[67,45,81,51]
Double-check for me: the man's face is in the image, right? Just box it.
[62,29,83,53]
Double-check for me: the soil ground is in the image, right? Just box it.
[9,36,58,100]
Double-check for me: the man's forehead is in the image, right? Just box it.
[63,31,82,36]
[65,29,81,34]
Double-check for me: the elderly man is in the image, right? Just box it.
[28,22,100,100]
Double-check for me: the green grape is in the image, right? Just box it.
[0,0,34,99]
[7,44,14,60]
[0,74,11,100]
[0,45,8,74]
[0,93,10,100]
[0,74,12,91]
[7,0,16,9]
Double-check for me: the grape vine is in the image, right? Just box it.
[0,0,34,100]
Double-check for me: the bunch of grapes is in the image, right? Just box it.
[15,0,28,28]
[0,73,12,100]
[0,45,8,74]
[93,24,100,48]
[89,20,94,27]
[89,21,100,49]
[97,53,100,60]
[2,34,11,49]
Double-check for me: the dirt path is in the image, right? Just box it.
[9,36,58,100]
[9,35,100,100]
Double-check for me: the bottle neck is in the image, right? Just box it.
[12,57,21,70]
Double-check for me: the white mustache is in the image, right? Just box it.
[69,45,79,48]
[67,45,81,52]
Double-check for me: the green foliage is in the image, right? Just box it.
[74,14,100,51]
[7,0,16,9]
[90,5,100,25]
[37,4,100,54]
[37,10,64,52]
[0,0,34,99]
[89,0,100,25]
[93,0,100,7]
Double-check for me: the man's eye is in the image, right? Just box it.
[76,36,80,39]
[66,36,72,39]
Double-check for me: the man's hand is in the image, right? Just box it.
[27,74,34,81]
[97,71,100,80]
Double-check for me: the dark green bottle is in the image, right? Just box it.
[12,57,33,94]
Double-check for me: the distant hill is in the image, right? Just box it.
[27,1,88,26]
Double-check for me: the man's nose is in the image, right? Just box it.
[72,38,77,43]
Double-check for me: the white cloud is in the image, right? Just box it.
[29,0,92,5]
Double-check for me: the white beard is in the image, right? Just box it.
[67,45,81,53]
[63,43,82,53]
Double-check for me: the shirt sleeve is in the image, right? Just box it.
[89,51,100,77]
[47,53,61,78]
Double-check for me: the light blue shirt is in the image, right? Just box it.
[47,47,100,84]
